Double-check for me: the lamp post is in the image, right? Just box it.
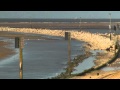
[30,18,32,28]
[109,13,112,40]
[109,13,111,32]
[79,17,81,31]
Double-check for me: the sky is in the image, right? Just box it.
[0,11,120,19]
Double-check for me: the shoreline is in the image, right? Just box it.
[0,27,117,79]
[0,39,16,60]
[51,46,92,79]
[0,27,114,50]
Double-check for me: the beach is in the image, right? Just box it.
[71,45,120,79]
[0,27,117,79]
[70,70,120,79]
[0,19,120,79]
[0,40,15,60]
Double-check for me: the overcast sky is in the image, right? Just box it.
[0,11,120,19]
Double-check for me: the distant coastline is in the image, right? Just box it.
[0,18,120,23]
[0,18,120,30]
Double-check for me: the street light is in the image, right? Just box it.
[79,17,81,31]
[109,13,112,40]
[109,13,112,32]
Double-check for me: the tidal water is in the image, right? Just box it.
[1,18,120,78]
[0,36,85,79]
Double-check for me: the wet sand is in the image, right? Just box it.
[0,41,15,60]
[0,22,117,29]
[71,70,120,79]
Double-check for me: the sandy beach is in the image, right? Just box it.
[0,27,118,79]
[71,48,120,79]
[70,70,120,79]
[1,20,120,79]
